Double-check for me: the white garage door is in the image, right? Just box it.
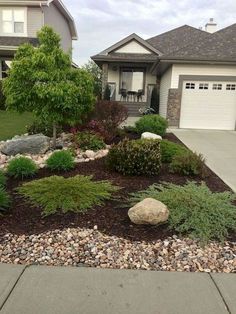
[180,81,236,130]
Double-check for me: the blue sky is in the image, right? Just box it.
[62,0,236,66]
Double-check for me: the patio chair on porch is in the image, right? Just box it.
[120,89,127,101]
[137,89,143,102]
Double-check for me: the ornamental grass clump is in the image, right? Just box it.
[129,181,236,243]
[46,150,75,172]
[7,157,38,179]
[17,175,119,216]
[0,170,6,187]
[0,187,10,214]
[107,138,161,176]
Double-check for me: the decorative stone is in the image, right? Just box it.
[128,198,169,225]
[141,132,162,140]
[84,150,96,158]
[0,134,50,156]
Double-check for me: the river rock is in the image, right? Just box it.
[0,134,50,156]
[128,198,169,225]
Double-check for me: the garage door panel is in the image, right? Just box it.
[180,81,236,130]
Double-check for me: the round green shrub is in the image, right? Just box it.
[135,115,168,136]
[75,131,106,151]
[0,187,10,213]
[7,157,38,179]
[0,170,6,187]
[160,140,187,163]
[46,150,75,172]
[107,138,161,176]
[170,151,206,177]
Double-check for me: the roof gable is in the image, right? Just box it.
[99,33,162,56]
[114,39,152,54]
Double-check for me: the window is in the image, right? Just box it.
[199,83,209,90]
[2,9,25,35]
[185,82,195,89]
[226,84,236,90]
[212,83,222,90]
[120,68,145,93]
[1,60,12,78]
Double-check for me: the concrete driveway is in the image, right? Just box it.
[172,129,236,192]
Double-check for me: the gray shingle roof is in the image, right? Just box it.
[161,23,236,62]
[0,37,38,47]
[146,25,211,54]
[92,23,236,64]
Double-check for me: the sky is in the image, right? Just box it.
[62,0,236,66]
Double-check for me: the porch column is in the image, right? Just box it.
[102,63,108,99]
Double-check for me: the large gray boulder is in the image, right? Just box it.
[0,134,50,156]
[128,198,169,225]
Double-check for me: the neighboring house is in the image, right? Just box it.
[92,19,236,130]
[0,0,78,79]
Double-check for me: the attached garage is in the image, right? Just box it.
[180,80,236,130]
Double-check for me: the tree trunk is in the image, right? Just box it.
[52,122,57,149]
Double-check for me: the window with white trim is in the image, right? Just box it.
[212,83,222,90]
[226,84,236,91]
[199,83,209,90]
[185,82,195,89]
[2,9,26,35]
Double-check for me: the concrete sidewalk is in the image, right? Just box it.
[0,264,235,314]
[172,129,236,192]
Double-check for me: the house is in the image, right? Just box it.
[0,0,78,79]
[92,19,236,130]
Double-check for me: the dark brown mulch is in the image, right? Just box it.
[1,142,234,242]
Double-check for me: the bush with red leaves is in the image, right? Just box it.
[90,100,128,142]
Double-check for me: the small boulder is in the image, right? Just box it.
[84,150,96,159]
[0,134,50,156]
[141,132,162,140]
[128,198,169,225]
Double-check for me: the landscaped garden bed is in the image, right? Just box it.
[0,134,235,273]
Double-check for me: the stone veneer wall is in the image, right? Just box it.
[166,88,181,127]
[102,63,108,98]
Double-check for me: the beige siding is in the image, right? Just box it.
[43,3,72,52]
[159,66,172,118]
[171,64,236,88]
[115,40,151,54]
[27,7,43,37]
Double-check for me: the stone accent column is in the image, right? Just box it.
[166,88,181,127]
[102,63,108,99]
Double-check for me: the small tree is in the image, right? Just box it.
[0,81,6,110]
[3,26,95,147]
[82,60,102,99]
[150,86,159,114]
[104,84,111,100]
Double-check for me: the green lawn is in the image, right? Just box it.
[0,111,34,141]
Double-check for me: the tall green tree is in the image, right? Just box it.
[82,60,102,99]
[3,26,95,147]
